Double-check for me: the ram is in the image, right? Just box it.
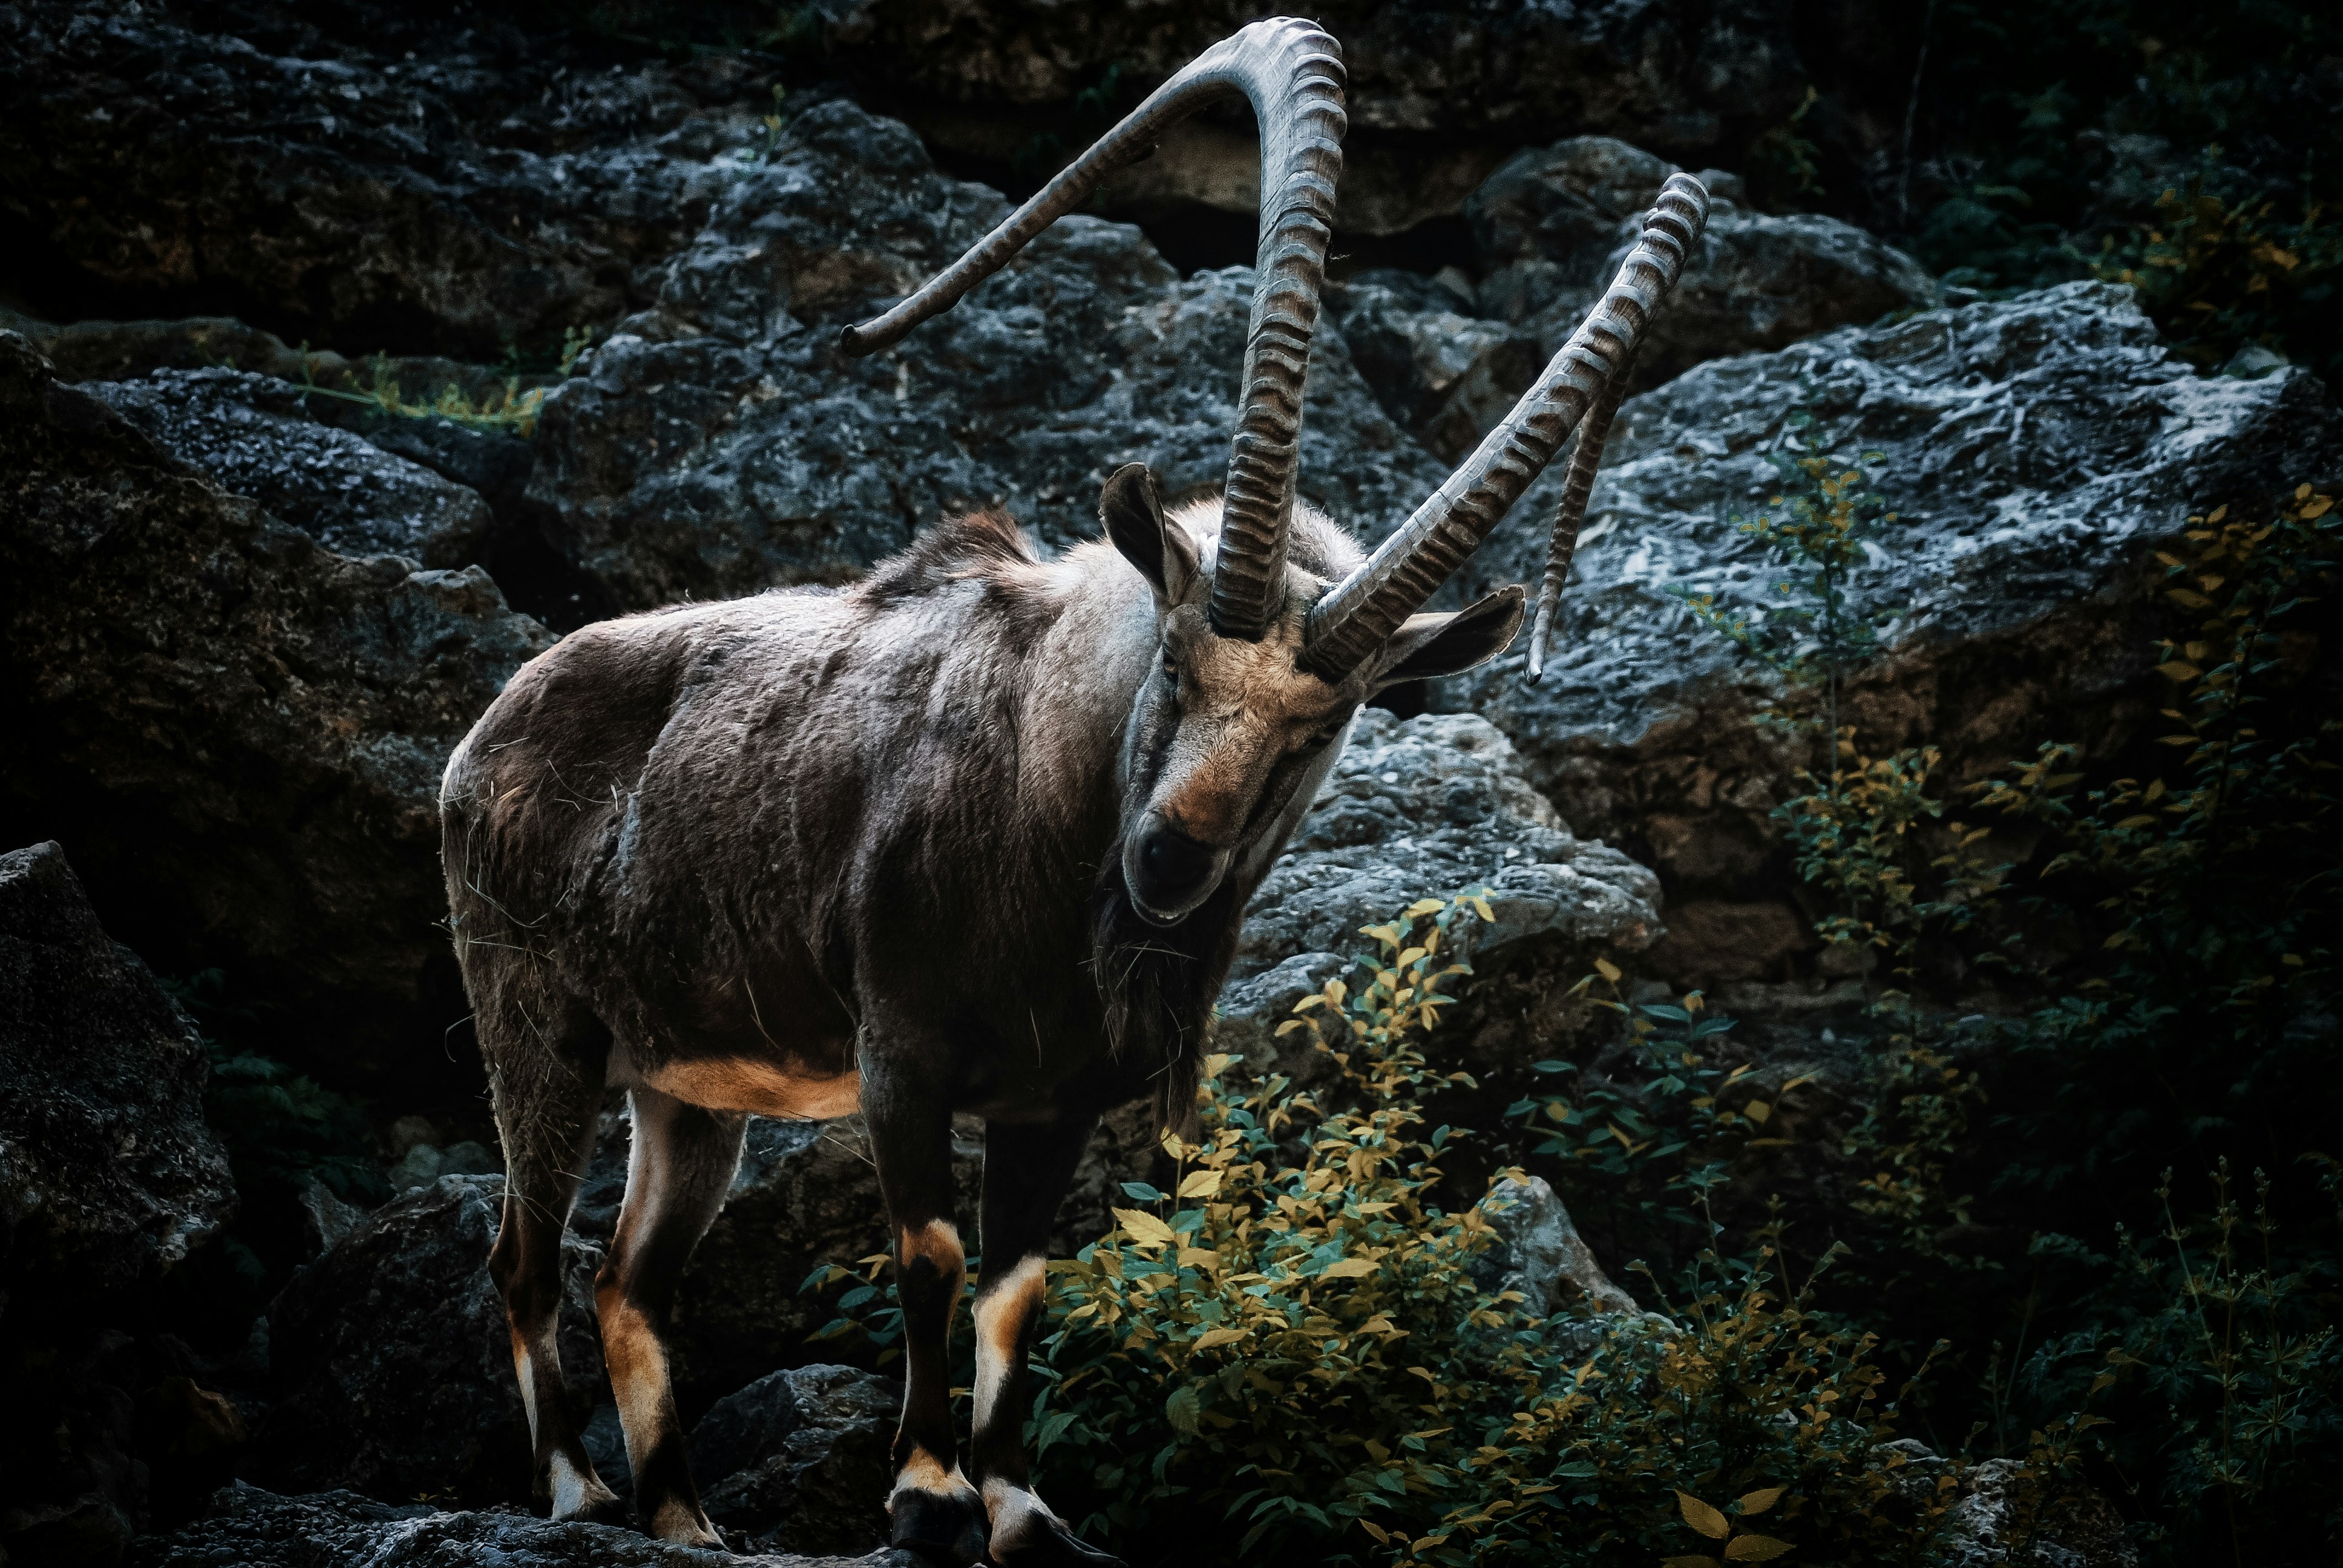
[441,17,1705,1563]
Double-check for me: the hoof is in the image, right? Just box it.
[988,1520,1125,1567]
[892,1483,990,1565]
[565,1491,631,1528]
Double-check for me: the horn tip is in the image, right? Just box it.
[838,322,876,357]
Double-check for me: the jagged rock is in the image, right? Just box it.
[1327,270,1546,462]
[295,1181,367,1259]
[247,1175,603,1507]
[1467,137,1939,388]
[532,99,1447,610]
[0,2,781,358]
[129,1484,913,1568]
[0,332,555,1091]
[825,1,1804,162]
[1219,709,1663,1080]
[1937,1457,2140,1568]
[0,841,235,1320]
[1445,282,2343,903]
[693,1367,897,1557]
[1480,1175,1641,1318]
[84,369,495,568]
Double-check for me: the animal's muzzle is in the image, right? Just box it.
[1126,818,1227,926]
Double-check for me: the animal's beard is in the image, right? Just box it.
[1088,841,1241,1144]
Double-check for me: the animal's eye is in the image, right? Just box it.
[1161,658,1180,695]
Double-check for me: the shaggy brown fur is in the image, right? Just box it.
[442,478,1522,1563]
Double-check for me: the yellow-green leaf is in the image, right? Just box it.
[1178,1168,1225,1199]
[1190,1326,1249,1351]
[1725,1534,1794,1561]
[1595,957,1623,984]
[1114,1207,1178,1250]
[2154,661,2201,682]
[1676,1492,1731,1540]
[1735,1488,1786,1516]
[1320,1256,1379,1279]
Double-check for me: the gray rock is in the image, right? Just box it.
[1468,137,1940,389]
[0,841,235,1318]
[694,1366,897,1557]
[0,332,555,1093]
[129,1483,911,1568]
[0,3,781,359]
[1480,1175,1641,1318]
[1327,270,1547,462]
[1444,282,2343,896]
[297,1181,368,1260]
[248,1175,603,1507]
[84,369,496,568]
[822,1,1804,161]
[1221,710,1662,1079]
[0,843,238,1564]
[531,99,1446,612]
[1935,1457,2141,1568]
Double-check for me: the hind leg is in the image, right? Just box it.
[599,1086,747,1545]
[484,999,623,1522]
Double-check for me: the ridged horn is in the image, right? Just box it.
[1300,173,1708,682]
[839,18,1346,642]
[1525,338,1640,681]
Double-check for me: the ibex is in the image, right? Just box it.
[442,17,1705,1563]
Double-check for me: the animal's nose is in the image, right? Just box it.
[1137,824,1216,903]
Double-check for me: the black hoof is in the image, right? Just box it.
[892,1485,990,1566]
[989,1520,1126,1567]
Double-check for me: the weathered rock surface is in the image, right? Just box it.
[1222,709,1662,1077]
[534,99,1446,610]
[0,842,240,1566]
[1480,1175,1641,1318]
[130,1484,913,1568]
[1326,269,1546,462]
[0,332,554,1090]
[248,1175,603,1508]
[829,0,1805,159]
[1444,282,2343,907]
[0,1,781,358]
[84,370,494,568]
[693,1367,897,1557]
[1467,137,1939,388]
[0,841,235,1320]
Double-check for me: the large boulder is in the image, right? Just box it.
[247,1175,603,1507]
[0,332,554,1091]
[129,1484,913,1568]
[83,369,495,569]
[532,98,1447,610]
[0,841,238,1567]
[1467,137,1940,389]
[693,1366,897,1557]
[0,1,778,358]
[0,842,234,1321]
[1443,282,2343,917]
[1325,270,1547,463]
[1221,709,1663,1081]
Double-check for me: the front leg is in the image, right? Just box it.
[865,1065,989,1564]
[972,1116,1123,1566]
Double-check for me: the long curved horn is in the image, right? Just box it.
[1525,338,1639,681]
[839,18,1346,641]
[1300,174,1708,682]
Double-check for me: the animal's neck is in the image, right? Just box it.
[1014,544,1159,844]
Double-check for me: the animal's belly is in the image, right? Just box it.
[641,1058,864,1120]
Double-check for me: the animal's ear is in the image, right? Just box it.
[1102,463,1198,605]
[1370,585,1526,687]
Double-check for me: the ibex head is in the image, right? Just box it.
[845,16,1709,926]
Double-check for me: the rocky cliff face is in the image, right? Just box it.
[0,333,554,1089]
[1442,281,2343,930]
